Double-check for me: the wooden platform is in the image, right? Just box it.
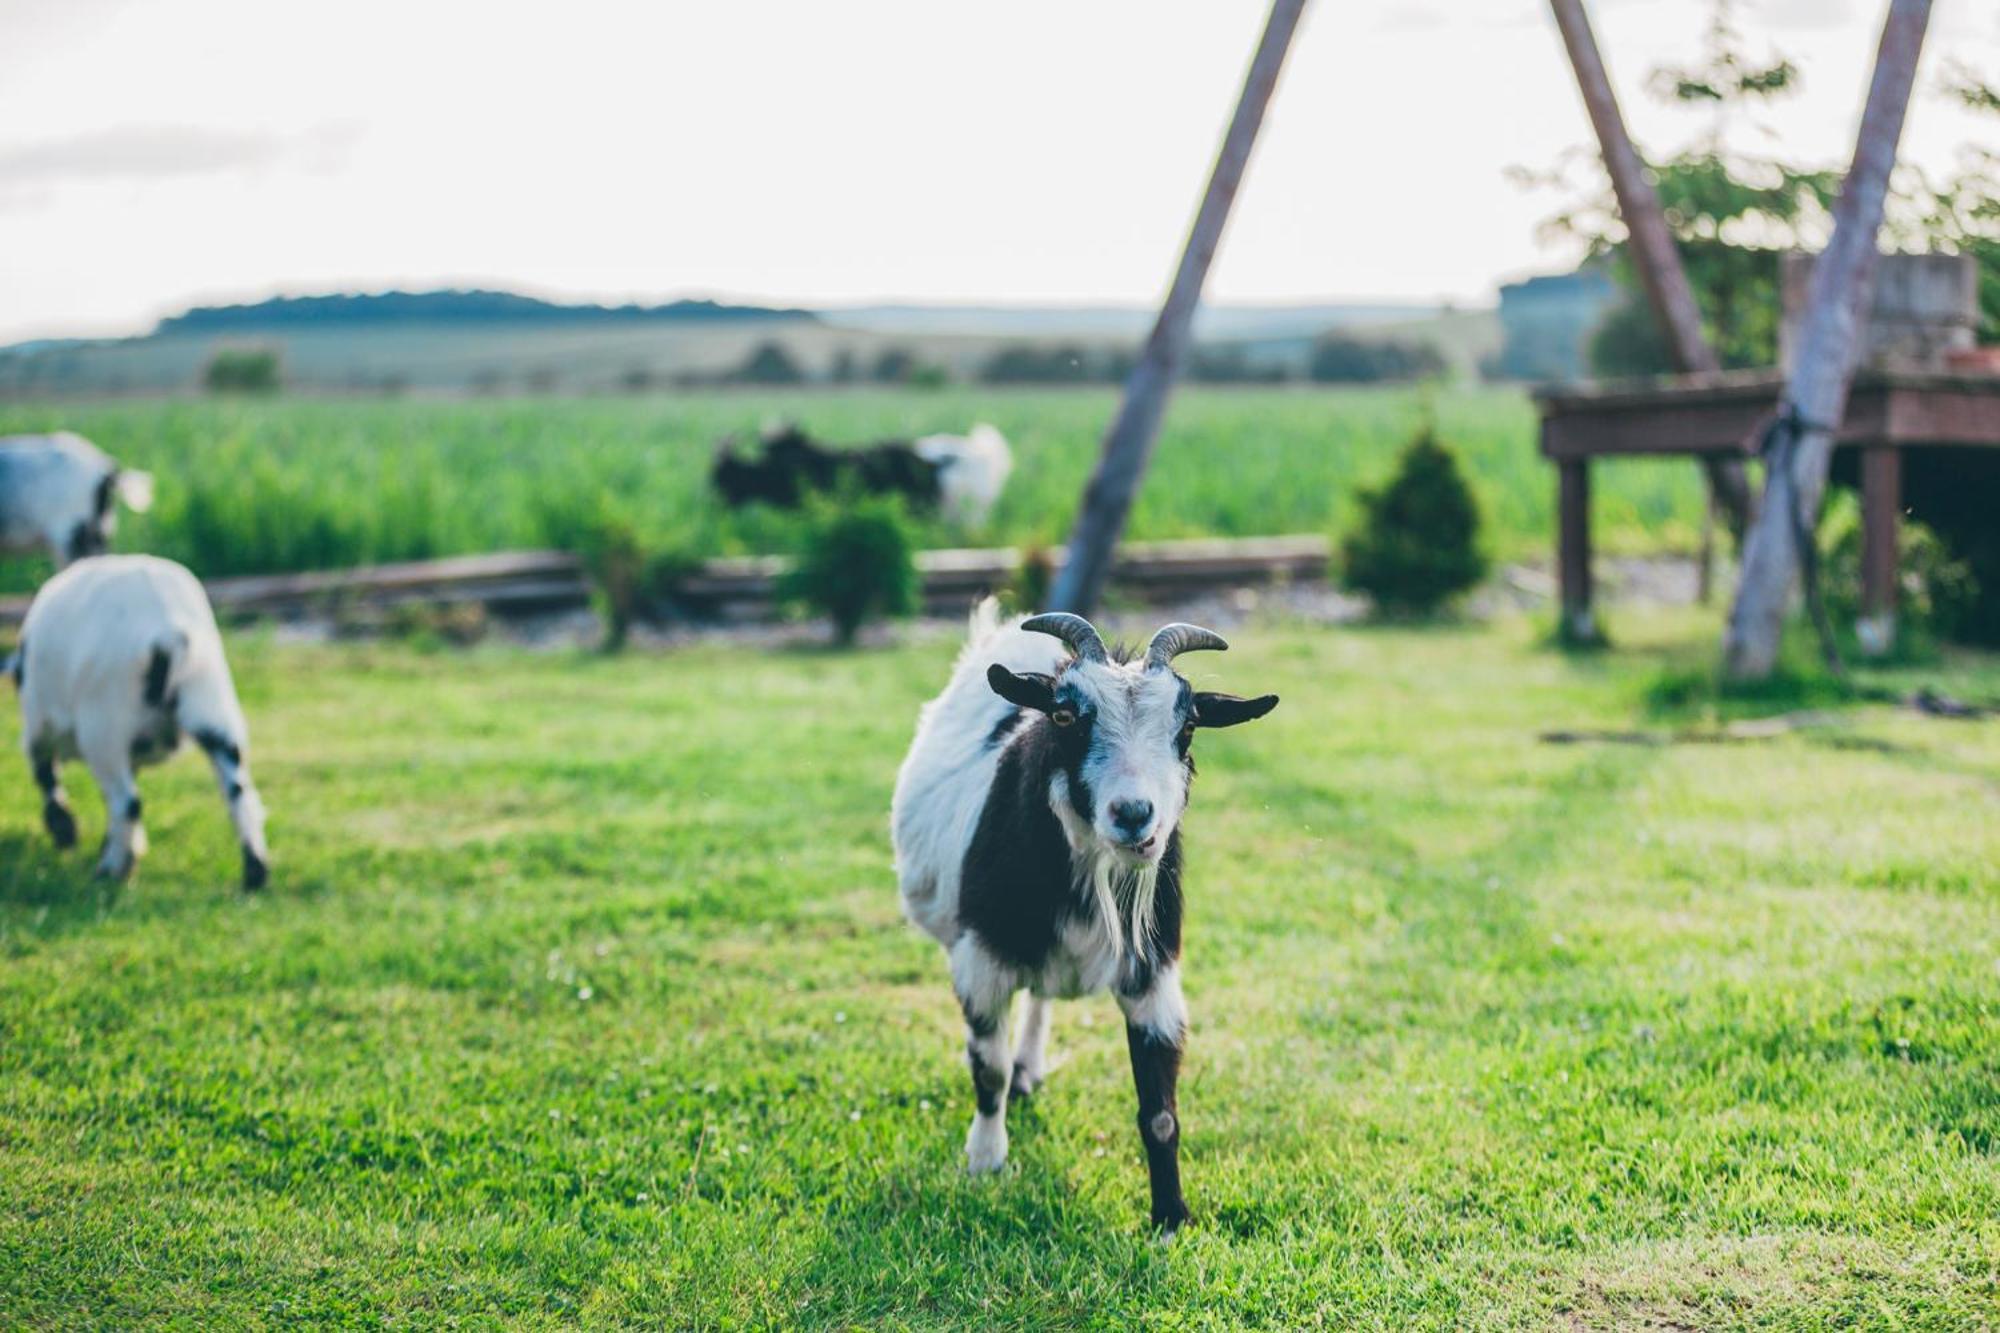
[0,536,1331,629]
[1535,368,2000,646]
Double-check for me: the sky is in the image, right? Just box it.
[1,0,1996,343]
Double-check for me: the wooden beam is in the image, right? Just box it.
[1558,460,1596,642]
[1546,0,1753,534]
[1725,0,1933,679]
[1858,445,1901,656]
[1047,0,1308,615]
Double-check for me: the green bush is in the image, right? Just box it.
[202,348,282,394]
[779,495,919,645]
[1340,429,1489,614]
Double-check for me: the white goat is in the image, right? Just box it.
[14,556,268,888]
[892,600,1277,1231]
[0,432,154,565]
[913,423,1013,526]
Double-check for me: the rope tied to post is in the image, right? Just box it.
[1757,399,1846,676]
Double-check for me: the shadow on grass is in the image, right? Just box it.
[787,1137,1165,1326]
[0,829,124,939]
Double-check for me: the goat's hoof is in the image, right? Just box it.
[92,855,133,883]
[1151,1200,1190,1236]
[43,802,77,850]
[241,847,269,891]
[964,1121,1008,1174]
[1008,1062,1042,1101]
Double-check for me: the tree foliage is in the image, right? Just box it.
[1309,334,1445,384]
[202,347,282,394]
[732,341,805,385]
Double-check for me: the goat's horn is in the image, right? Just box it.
[1021,612,1109,663]
[1146,623,1228,669]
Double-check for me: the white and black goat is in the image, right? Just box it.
[892,601,1277,1231]
[13,556,268,888]
[0,432,154,566]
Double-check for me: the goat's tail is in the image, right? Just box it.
[967,595,1003,646]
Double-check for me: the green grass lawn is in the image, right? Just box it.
[1,611,1995,1328]
[0,386,1706,592]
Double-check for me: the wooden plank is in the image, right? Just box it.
[1540,375,2000,460]
[0,537,1335,630]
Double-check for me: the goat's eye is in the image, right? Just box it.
[1050,706,1077,727]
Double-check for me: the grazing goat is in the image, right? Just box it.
[711,422,1012,523]
[0,432,154,565]
[892,601,1277,1231]
[14,556,268,888]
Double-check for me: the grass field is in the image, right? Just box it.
[0,387,1706,591]
[1,611,1994,1327]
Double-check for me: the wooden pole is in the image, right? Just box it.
[1547,0,1754,537]
[1046,0,1308,614]
[1723,0,1931,679]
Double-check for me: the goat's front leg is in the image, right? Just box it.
[1118,962,1189,1232]
[950,934,1015,1173]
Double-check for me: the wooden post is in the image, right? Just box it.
[1558,460,1596,642]
[1724,0,1932,679]
[1547,0,1753,537]
[1857,445,1901,656]
[1046,0,1308,615]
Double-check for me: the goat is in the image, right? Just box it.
[0,432,154,566]
[13,555,269,888]
[711,423,939,511]
[712,422,1013,523]
[891,600,1277,1231]
[913,423,1013,526]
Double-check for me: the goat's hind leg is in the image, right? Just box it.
[81,744,143,881]
[193,727,268,890]
[1010,993,1054,1100]
[28,741,76,850]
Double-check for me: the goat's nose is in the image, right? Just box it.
[1109,799,1154,837]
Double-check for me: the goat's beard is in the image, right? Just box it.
[1077,841,1163,961]
[1051,772,1169,960]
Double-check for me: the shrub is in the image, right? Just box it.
[202,348,282,394]
[779,495,919,645]
[1821,493,1981,653]
[1340,429,1489,614]
[534,491,651,650]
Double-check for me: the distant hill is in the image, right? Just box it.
[824,301,1448,342]
[156,289,817,335]
[0,288,1497,397]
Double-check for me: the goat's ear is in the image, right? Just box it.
[1193,691,1278,728]
[987,664,1058,712]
